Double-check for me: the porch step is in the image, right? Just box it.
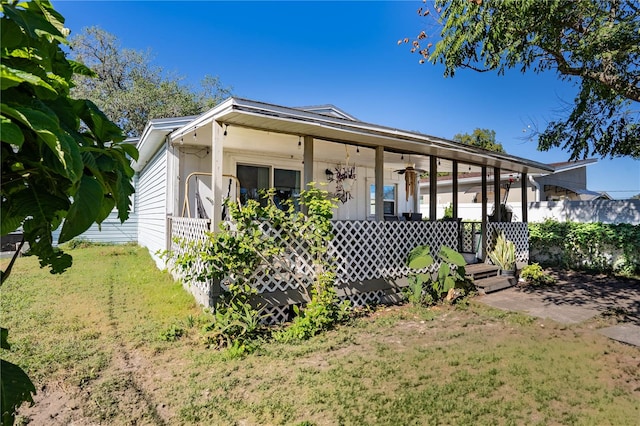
[474,275,515,294]
[465,263,500,280]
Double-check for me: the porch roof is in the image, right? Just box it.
[167,97,553,175]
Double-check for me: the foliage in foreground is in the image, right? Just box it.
[402,0,639,159]
[529,220,640,274]
[1,1,136,424]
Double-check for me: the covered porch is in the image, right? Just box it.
[162,98,552,317]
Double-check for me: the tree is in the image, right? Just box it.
[70,26,232,137]
[453,128,505,153]
[401,0,640,160]
[1,1,137,422]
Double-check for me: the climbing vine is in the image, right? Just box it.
[170,183,349,350]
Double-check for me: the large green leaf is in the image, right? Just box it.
[117,141,139,161]
[0,116,24,147]
[95,196,116,225]
[0,358,36,426]
[76,99,124,144]
[439,246,466,267]
[2,1,65,43]
[68,59,96,78]
[0,64,57,97]
[59,175,104,243]
[1,187,69,236]
[407,245,434,269]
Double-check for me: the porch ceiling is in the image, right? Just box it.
[170,97,553,175]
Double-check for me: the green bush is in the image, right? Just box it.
[529,220,640,275]
[519,263,556,287]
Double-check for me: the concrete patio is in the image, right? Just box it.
[478,270,640,347]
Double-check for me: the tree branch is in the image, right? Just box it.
[0,238,25,287]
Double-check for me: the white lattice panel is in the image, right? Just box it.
[169,217,213,297]
[261,305,291,325]
[169,217,531,314]
[461,222,482,253]
[487,222,529,263]
[247,221,316,293]
[330,221,458,284]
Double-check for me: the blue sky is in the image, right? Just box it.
[55,0,639,199]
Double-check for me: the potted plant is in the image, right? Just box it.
[488,230,516,276]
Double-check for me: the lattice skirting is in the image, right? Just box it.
[261,305,292,325]
[169,218,530,318]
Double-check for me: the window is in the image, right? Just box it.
[237,165,300,209]
[237,165,269,206]
[369,184,396,216]
[274,168,300,210]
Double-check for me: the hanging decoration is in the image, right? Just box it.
[327,145,357,203]
[394,155,426,202]
[404,166,418,202]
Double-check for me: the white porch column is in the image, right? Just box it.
[413,167,420,214]
[375,146,384,221]
[521,172,528,222]
[429,156,437,221]
[452,161,459,219]
[211,121,224,231]
[481,166,488,260]
[303,136,314,189]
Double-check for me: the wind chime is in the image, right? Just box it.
[404,167,417,202]
[327,145,357,203]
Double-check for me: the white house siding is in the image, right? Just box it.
[137,146,169,267]
[52,176,139,245]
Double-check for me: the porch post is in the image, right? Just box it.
[493,167,501,221]
[481,166,487,261]
[413,169,420,214]
[521,172,528,222]
[303,136,314,189]
[452,161,459,219]
[429,156,437,221]
[211,121,224,231]
[302,136,314,215]
[375,146,384,221]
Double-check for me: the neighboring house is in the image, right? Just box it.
[418,158,610,221]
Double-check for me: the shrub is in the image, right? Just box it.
[529,220,640,275]
[519,263,556,287]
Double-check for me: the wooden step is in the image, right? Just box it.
[474,275,515,294]
[465,263,500,280]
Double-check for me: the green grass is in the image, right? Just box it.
[2,245,639,425]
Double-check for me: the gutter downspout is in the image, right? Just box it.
[529,175,541,202]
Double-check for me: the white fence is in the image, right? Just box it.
[422,199,640,225]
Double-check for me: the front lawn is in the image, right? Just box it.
[2,245,639,425]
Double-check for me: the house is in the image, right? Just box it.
[128,97,552,314]
[419,158,610,221]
